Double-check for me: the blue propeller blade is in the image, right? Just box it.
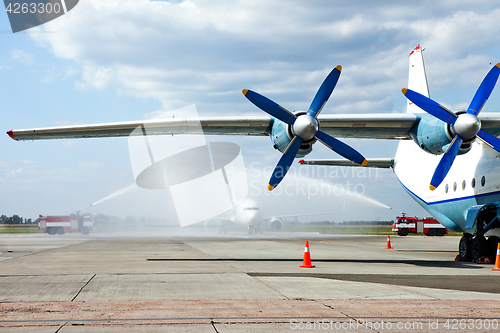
[429,135,463,191]
[307,66,342,118]
[268,136,303,190]
[242,89,296,126]
[315,130,367,166]
[402,88,457,125]
[467,63,500,116]
[477,129,500,153]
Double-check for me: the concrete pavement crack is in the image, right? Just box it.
[71,274,96,302]
[313,299,380,332]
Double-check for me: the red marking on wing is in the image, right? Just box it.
[7,130,17,141]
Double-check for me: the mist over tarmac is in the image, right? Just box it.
[75,162,413,236]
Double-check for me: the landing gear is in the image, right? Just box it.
[461,203,500,262]
[248,226,263,235]
[458,233,472,261]
[471,235,488,262]
[459,234,500,262]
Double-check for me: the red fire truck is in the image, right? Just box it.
[392,213,447,236]
[37,214,93,235]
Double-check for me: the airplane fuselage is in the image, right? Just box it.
[394,135,500,235]
[234,198,262,228]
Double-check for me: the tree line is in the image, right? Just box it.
[0,215,34,224]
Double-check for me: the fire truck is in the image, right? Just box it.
[37,214,93,235]
[392,213,448,236]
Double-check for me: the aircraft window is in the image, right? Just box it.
[445,184,448,193]
[481,176,486,187]
[471,178,475,188]
[462,180,466,190]
[453,182,457,192]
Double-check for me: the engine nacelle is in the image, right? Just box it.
[411,114,473,155]
[268,218,283,232]
[269,114,313,158]
[410,115,451,155]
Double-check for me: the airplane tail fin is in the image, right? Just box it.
[406,45,429,113]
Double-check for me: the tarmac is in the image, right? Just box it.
[1,232,500,332]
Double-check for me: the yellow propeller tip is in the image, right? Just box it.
[242,89,248,95]
[335,65,342,71]
[361,159,368,166]
[267,184,275,191]
[495,63,500,69]
[429,185,436,191]
[402,88,408,95]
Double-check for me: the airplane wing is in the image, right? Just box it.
[7,116,272,141]
[8,112,500,142]
[7,113,419,141]
[298,158,394,168]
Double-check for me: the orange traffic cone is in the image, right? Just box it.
[299,240,315,268]
[491,243,500,271]
[385,235,393,249]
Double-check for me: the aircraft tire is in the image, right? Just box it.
[471,235,488,262]
[458,234,472,261]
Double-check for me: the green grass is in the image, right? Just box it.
[282,224,395,235]
[281,224,462,236]
[0,225,43,234]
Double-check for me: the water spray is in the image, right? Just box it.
[78,184,136,213]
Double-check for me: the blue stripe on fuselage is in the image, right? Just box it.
[393,173,500,232]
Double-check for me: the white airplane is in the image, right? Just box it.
[7,45,500,262]
[206,197,345,235]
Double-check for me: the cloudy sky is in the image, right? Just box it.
[2,0,500,223]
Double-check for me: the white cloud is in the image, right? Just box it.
[11,49,35,65]
[28,0,500,117]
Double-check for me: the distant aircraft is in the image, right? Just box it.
[205,198,345,235]
[7,46,500,262]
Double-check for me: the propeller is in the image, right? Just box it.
[402,63,500,191]
[243,66,367,190]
